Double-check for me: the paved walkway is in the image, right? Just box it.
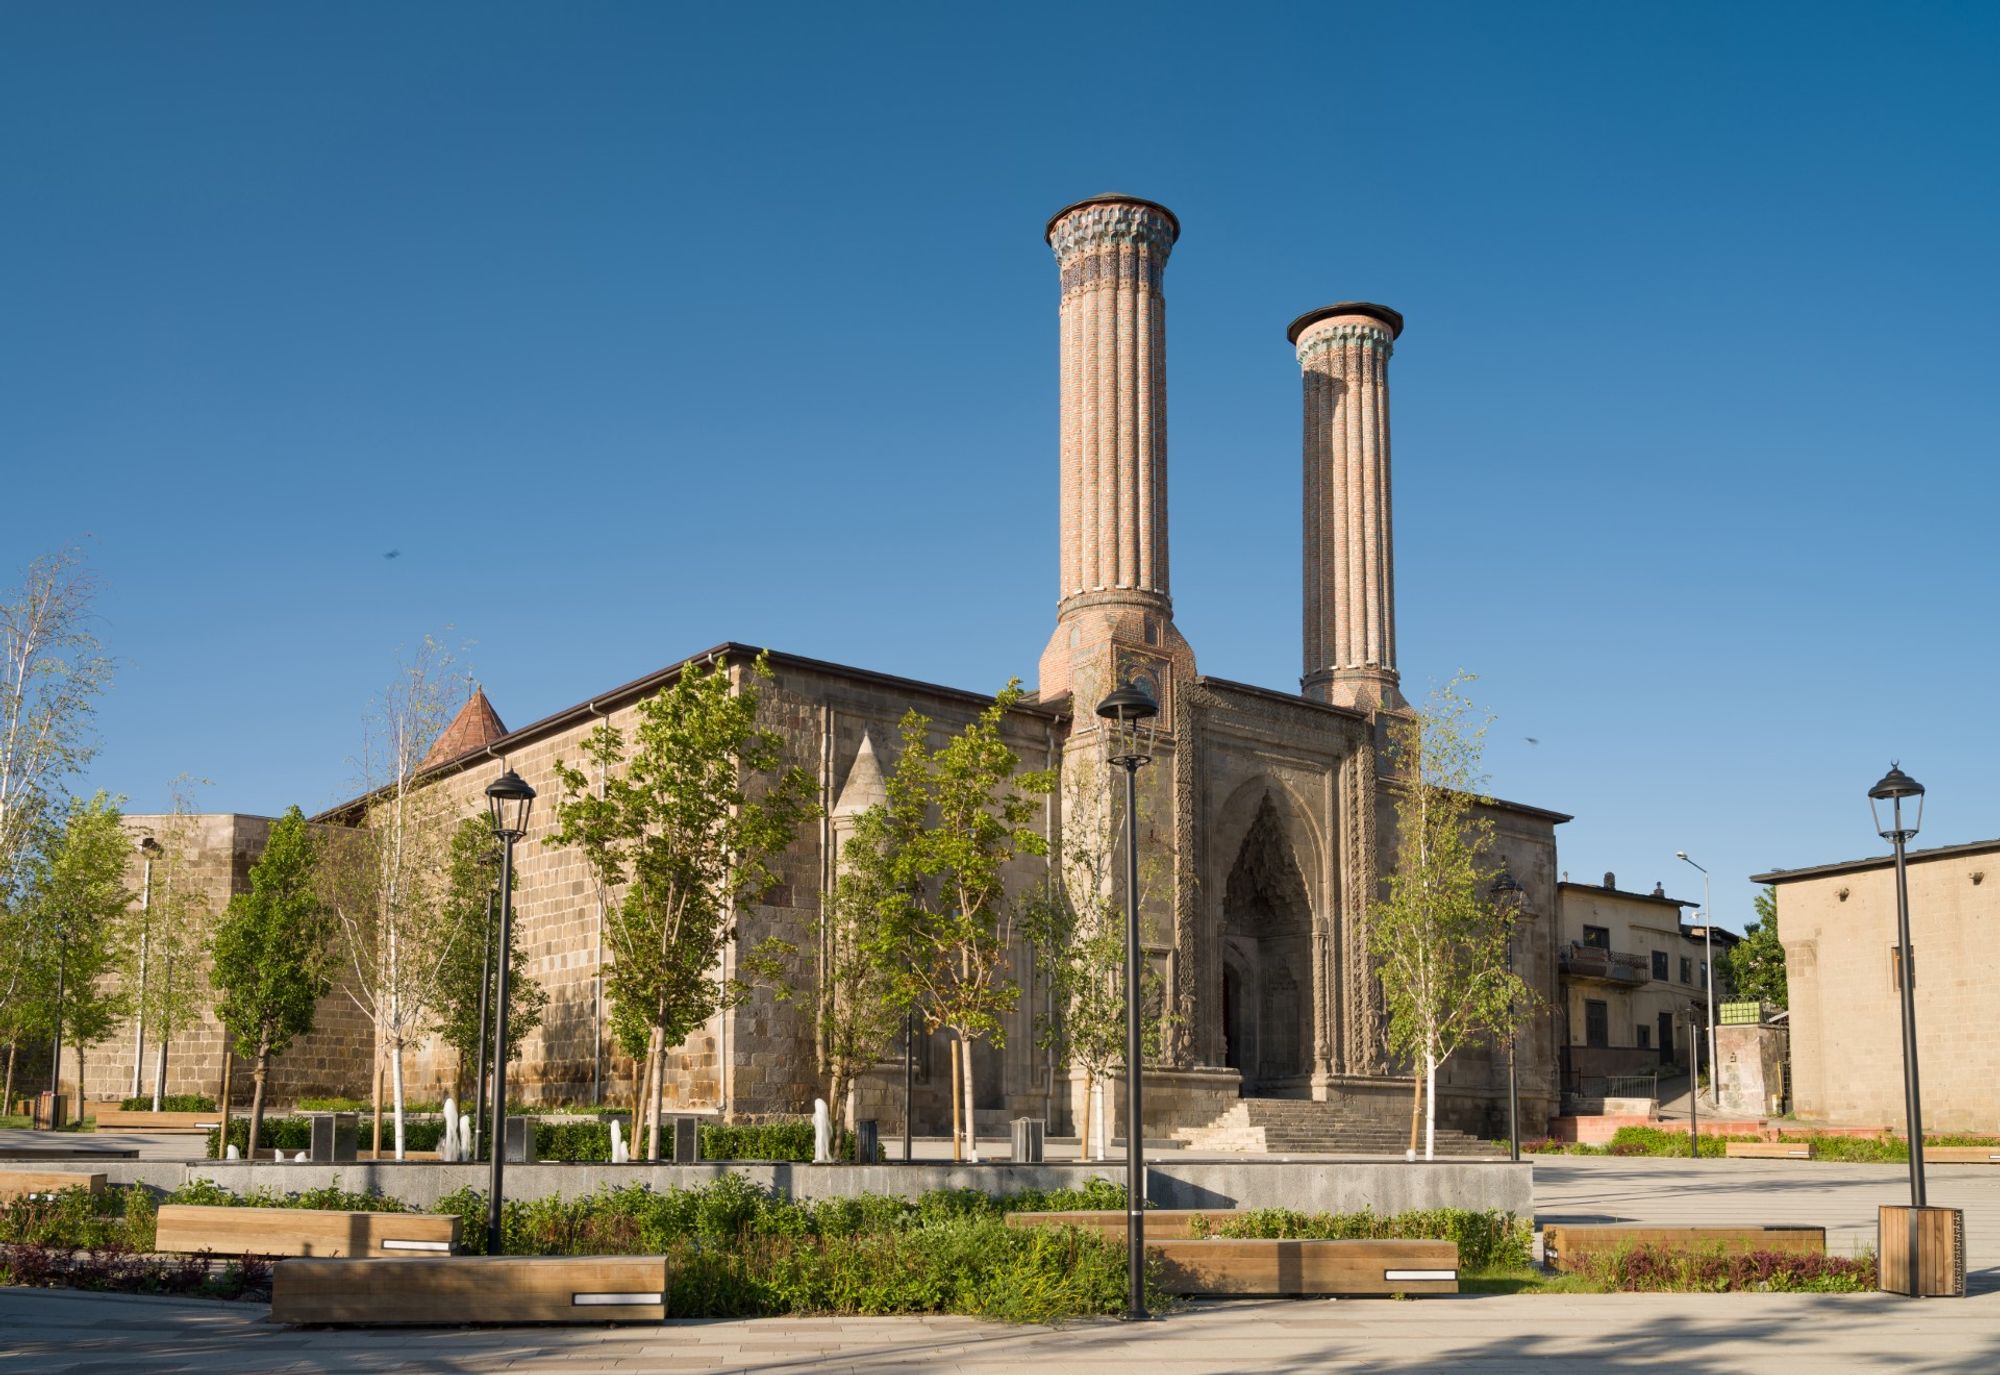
[0,1155,1993,1372]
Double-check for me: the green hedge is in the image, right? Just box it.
[118,1095,215,1113]
[1194,1206,1531,1272]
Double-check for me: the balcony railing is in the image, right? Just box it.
[1559,942,1650,986]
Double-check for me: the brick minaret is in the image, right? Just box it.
[1038,195,1194,710]
[1291,302,1405,713]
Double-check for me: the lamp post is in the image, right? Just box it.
[1490,868,1524,1161]
[1095,681,1158,1323]
[1869,762,1928,1288]
[48,916,69,1126]
[472,847,502,1161]
[1683,1002,1702,1157]
[484,768,535,1257]
[1674,852,1717,1105]
[130,836,161,1100]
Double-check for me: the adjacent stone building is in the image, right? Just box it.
[72,195,1577,1143]
[1753,838,2000,1133]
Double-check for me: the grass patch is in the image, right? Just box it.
[117,1095,215,1112]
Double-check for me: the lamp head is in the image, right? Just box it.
[485,768,536,842]
[1868,762,1924,841]
[138,836,163,855]
[1094,681,1159,767]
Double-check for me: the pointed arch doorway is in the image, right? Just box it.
[1220,792,1315,1094]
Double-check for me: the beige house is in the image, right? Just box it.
[1752,838,2000,1133]
[1556,874,1731,1098]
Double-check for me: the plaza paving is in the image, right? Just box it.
[0,1155,1995,1373]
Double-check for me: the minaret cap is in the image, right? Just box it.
[1287,302,1404,344]
[1044,193,1181,245]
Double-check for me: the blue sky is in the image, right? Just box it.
[4,3,1995,932]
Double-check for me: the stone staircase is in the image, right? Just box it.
[1172,1097,1502,1157]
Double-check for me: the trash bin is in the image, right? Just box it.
[856,1119,879,1164]
[1011,1117,1045,1163]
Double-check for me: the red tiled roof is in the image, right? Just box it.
[421,688,508,770]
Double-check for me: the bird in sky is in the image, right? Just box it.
[1524,737,1540,746]
[383,550,401,560]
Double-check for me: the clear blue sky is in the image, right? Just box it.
[5,3,1995,932]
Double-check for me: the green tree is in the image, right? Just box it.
[1725,885,1786,1009]
[22,792,135,1121]
[1368,676,1530,1161]
[865,684,1054,1161]
[433,815,545,1101]
[547,652,817,1158]
[210,806,336,1156]
[1023,745,1165,1160]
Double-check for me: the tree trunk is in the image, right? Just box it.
[1424,1050,1438,1162]
[949,1036,962,1162]
[1081,1069,1095,1163]
[643,1027,664,1161]
[961,1036,979,1164]
[371,1051,384,1157]
[217,1046,233,1154]
[390,1042,407,1160]
[248,1042,271,1159]
[1407,1071,1423,1157]
[151,1037,167,1111]
[76,1045,85,1127]
[3,1040,16,1114]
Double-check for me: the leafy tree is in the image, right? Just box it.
[433,816,544,1102]
[22,793,135,1120]
[547,652,817,1158]
[746,806,904,1129]
[1023,745,1166,1159]
[0,549,113,1095]
[1368,676,1530,1161]
[210,806,336,1156]
[322,637,463,1157]
[865,684,1054,1161]
[1725,885,1786,1009]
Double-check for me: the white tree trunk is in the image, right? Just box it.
[150,1040,167,1111]
[1423,1049,1437,1162]
[961,1037,979,1163]
[1090,1074,1107,1161]
[391,1043,407,1160]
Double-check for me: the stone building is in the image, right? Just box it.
[1555,874,1731,1099]
[1752,837,2000,1133]
[74,195,1574,1143]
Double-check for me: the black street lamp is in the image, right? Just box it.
[484,768,535,1257]
[1490,868,1524,1162]
[47,916,69,1127]
[1683,1003,1702,1158]
[1869,762,1928,1287]
[1095,680,1158,1323]
[472,847,502,1161]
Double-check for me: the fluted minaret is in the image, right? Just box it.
[1038,195,1194,710]
[1292,302,1405,713]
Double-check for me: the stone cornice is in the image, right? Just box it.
[1049,201,1179,265]
[1295,322,1395,366]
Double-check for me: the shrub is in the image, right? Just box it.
[0,1242,269,1299]
[118,1094,215,1112]
[699,1118,857,1162]
[0,1186,132,1249]
[1208,1206,1531,1272]
[1581,1243,1876,1293]
[163,1179,408,1214]
[535,1120,612,1162]
[206,1116,449,1158]
[1605,1126,1760,1158]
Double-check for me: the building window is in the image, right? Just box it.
[1583,926,1610,950]
[1651,950,1669,980]
[1680,956,1693,985]
[1637,1025,1651,1050]
[1585,1000,1609,1048]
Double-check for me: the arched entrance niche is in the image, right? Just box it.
[1217,787,1320,1093]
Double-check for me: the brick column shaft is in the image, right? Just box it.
[1292,303,1405,714]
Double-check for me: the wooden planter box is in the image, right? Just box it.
[155,1204,459,1259]
[1725,1141,1816,1160]
[1926,1147,2000,1165]
[1879,1206,1964,1297]
[93,1109,221,1133]
[273,1256,668,1324]
[1151,1238,1458,1296]
[1543,1224,1825,1273]
[0,1170,103,1202]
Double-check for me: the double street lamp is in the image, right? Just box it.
[1096,680,1158,1324]
[484,768,535,1258]
[1869,763,1929,1286]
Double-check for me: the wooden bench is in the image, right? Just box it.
[1927,1146,2000,1164]
[1005,1209,1220,1240]
[0,1170,104,1203]
[1725,1141,1816,1160]
[93,1109,222,1133]
[155,1204,459,1258]
[273,1256,667,1324]
[1543,1224,1826,1273]
[1151,1238,1457,1296]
